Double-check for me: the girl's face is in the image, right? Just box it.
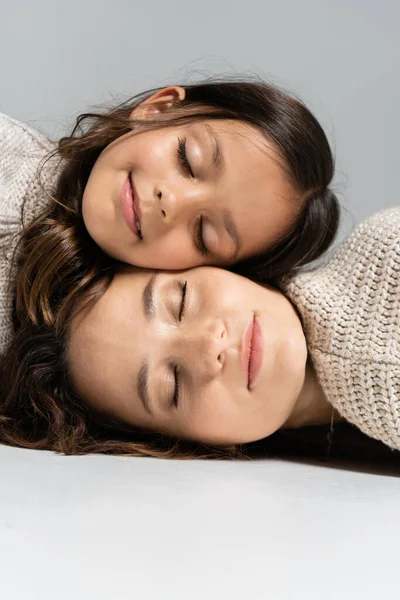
[82,89,302,269]
[68,266,308,445]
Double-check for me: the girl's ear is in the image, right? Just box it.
[130,86,186,120]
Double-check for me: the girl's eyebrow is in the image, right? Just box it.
[204,124,224,175]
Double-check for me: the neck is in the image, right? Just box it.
[283,361,338,430]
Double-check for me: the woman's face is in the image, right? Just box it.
[69,267,308,445]
[82,90,302,270]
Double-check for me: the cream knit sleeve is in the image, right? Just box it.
[284,208,400,451]
[0,113,56,353]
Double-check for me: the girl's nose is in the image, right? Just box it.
[156,185,181,224]
[155,183,203,224]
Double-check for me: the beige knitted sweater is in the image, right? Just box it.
[285,208,400,451]
[0,113,56,354]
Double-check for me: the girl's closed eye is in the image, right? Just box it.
[195,216,209,258]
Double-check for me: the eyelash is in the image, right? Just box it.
[172,280,188,408]
[178,280,187,321]
[196,216,209,257]
[177,138,195,178]
[172,365,180,408]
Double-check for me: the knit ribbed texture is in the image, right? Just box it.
[0,113,57,353]
[285,208,400,451]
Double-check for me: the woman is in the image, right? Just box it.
[1,208,399,458]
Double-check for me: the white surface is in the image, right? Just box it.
[1,445,399,599]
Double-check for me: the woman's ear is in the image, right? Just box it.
[130,86,186,120]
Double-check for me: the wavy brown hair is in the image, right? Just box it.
[15,77,340,331]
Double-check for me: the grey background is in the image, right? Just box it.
[1,0,399,234]
[1,2,400,599]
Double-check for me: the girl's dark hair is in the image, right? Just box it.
[2,320,398,469]
[16,77,340,329]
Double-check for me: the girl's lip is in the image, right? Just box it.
[241,316,264,389]
[120,173,142,238]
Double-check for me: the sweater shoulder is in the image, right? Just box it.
[286,207,400,301]
[362,206,400,229]
[351,206,400,248]
[284,209,400,450]
[0,114,59,354]
[284,206,400,371]
[0,112,54,154]
[0,112,56,223]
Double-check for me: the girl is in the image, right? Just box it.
[1,208,399,461]
[3,77,339,353]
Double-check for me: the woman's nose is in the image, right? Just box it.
[180,319,229,381]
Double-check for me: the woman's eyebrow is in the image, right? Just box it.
[137,361,152,415]
[142,273,159,320]
[137,273,160,414]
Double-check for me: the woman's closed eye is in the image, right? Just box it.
[178,280,187,321]
[170,280,188,408]
[172,365,180,408]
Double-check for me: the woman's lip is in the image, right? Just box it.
[241,318,254,387]
[249,317,264,389]
[120,173,142,238]
[241,316,264,389]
